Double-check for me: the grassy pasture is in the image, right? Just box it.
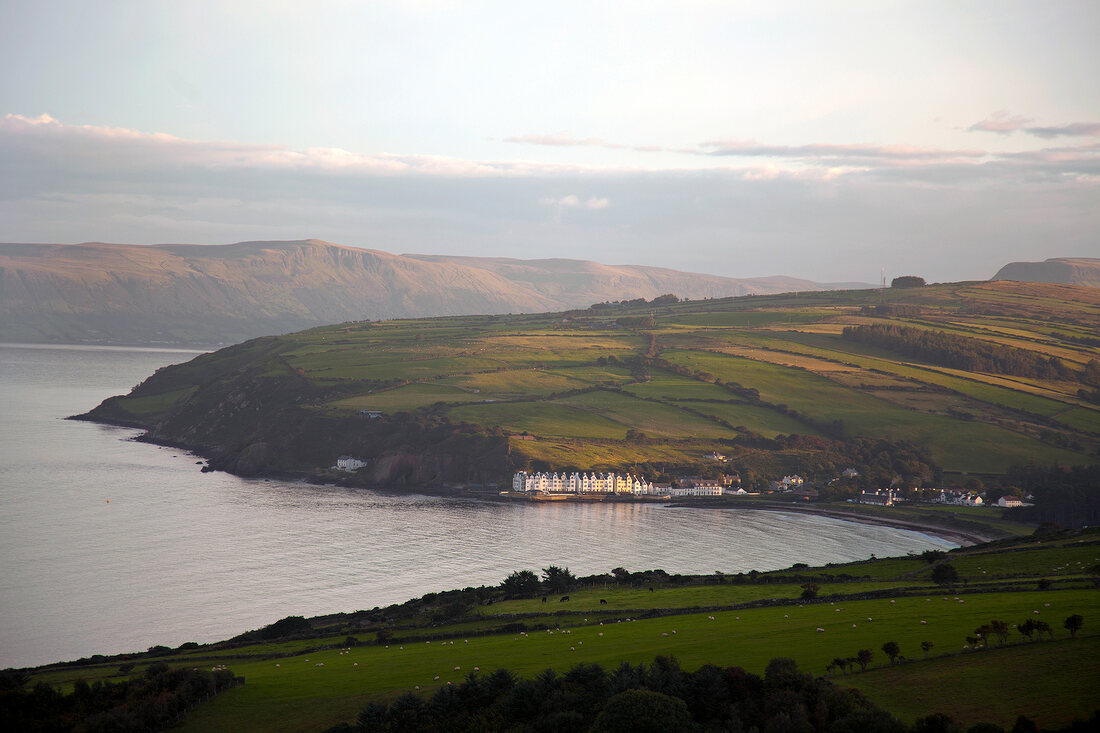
[559,391,737,439]
[621,370,736,401]
[325,383,487,412]
[446,401,629,439]
[661,310,829,328]
[843,636,1100,729]
[438,369,589,397]
[170,588,1099,733]
[660,349,1091,472]
[507,437,702,469]
[672,400,816,438]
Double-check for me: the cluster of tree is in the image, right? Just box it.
[0,663,240,733]
[891,276,926,288]
[966,615,1083,650]
[1002,464,1100,527]
[326,655,940,733]
[589,294,680,310]
[325,654,1099,733]
[500,567,578,599]
[842,324,1072,380]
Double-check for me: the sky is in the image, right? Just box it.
[1,0,1097,283]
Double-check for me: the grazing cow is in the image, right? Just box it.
[599,598,607,605]
[542,596,547,603]
[560,595,570,602]
[649,587,654,592]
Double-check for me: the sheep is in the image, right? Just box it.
[920,620,927,624]
[816,627,825,632]
[434,675,440,680]
[454,666,461,671]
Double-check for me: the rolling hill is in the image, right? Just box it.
[81,280,1100,490]
[0,239,867,346]
[992,257,1100,288]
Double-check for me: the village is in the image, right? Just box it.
[334,454,1028,508]
[507,469,1030,508]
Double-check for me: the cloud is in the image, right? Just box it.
[968,110,1032,134]
[539,194,610,210]
[696,140,987,166]
[967,111,1100,139]
[1023,122,1100,139]
[1,114,1097,285]
[503,133,663,153]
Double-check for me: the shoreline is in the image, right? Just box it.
[68,413,1011,548]
[667,499,1005,547]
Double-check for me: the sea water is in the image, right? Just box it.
[0,343,954,668]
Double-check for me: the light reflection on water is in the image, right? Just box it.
[0,344,953,668]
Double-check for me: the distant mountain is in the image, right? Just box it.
[992,257,1100,288]
[0,239,871,345]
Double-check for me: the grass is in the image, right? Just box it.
[98,280,1100,480]
[170,589,1100,732]
[843,636,1100,729]
[26,529,1100,733]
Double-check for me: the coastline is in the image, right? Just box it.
[667,499,1007,547]
[67,412,1010,549]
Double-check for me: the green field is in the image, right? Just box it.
[89,280,1100,481]
[22,529,1100,733]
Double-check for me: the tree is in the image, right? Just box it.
[891,275,926,288]
[920,640,934,658]
[921,549,947,564]
[542,565,576,594]
[800,582,820,600]
[1018,619,1036,642]
[589,689,693,733]
[1033,620,1052,640]
[881,641,901,665]
[931,563,959,587]
[856,649,873,671]
[832,656,849,675]
[990,620,1010,647]
[1064,614,1084,638]
[501,569,540,599]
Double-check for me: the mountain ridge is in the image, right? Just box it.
[991,257,1100,288]
[0,239,871,346]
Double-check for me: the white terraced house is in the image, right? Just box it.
[512,471,658,496]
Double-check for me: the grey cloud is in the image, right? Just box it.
[968,111,1100,139]
[1,115,1097,284]
[1024,122,1100,139]
[968,110,1032,134]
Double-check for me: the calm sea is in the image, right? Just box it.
[0,343,954,668]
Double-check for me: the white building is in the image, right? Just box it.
[780,475,804,489]
[512,471,656,496]
[670,484,725,497]
[859,489,899,506]
[997,496,1023,508]
[336,456,368,471]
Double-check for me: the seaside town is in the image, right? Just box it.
[333,454,1032,508]
[507,469,1031,507]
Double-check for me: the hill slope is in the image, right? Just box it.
[0,239,864,345]
[992,257,1100,287]
[81,281,1100,490]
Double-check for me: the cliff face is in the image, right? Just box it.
[2,239,865,345]
[992,258,1100,288]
